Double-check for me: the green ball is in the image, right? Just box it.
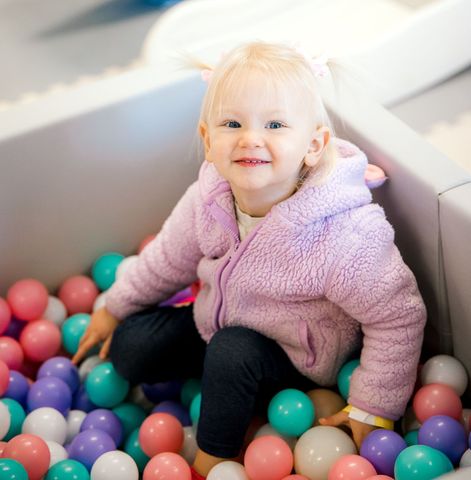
[85,361,130,408]
[394,445,453,480]
[268,388,315,437]
[61,313,91,354]
[337,358,360,400]
[92,252,124,291]
[45,459,90,480]
[181,378,201,408]
[1,398,26,440]
[112,402,147,442]
[0,459,28,480]
[404,429,419,446]
[124,428,150,472]
[190,392,202,425]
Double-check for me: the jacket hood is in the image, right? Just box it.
[198,137,372,225]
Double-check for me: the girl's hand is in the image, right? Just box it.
[319,410,377,450]
[71,307,120,364]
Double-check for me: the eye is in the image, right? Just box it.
[223,120,241,128]
[266,121,285,129]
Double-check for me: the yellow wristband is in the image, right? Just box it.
[342,405,394,430]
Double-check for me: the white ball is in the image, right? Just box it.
[66,409,87,443]
[180,426,198,464]
[207,461,249,480]
[128,385,154,412]
[43,296,67,326]
[462,408,471,435]
[115,255,138,280]
[421,354,468,396]
[294,426,356,479]
[0,401,11,440]
[460,449,471,468]
[255,423,297,450]
[78,354,104,382]
[91,450,139,480]
[22,407,67,444]
[93,292,107,312]
[46,440,68,467]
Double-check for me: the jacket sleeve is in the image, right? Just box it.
[105,181,203,320]
[325,206,426,420]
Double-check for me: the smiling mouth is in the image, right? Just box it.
[234,158,270,166]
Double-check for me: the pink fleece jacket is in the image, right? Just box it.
[106,138,426,420]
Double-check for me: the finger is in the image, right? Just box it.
[72,333,100,365]
[99,335,113,360]
[319,411,349,427]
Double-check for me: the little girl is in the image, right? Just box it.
[73,42,426,478]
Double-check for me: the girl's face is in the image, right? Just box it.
[200,71,328,214]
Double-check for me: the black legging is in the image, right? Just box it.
[109,304,314,457]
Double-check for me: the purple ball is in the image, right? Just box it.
[142,380,182,403]
[72,384,98,413]
[418,415,467,464]
[26,376,72,415]
[152,400,191,426]
[37,356,80,393]
[160,287,192,306]
[80,408,123,446]
[68,429,116,471]
[360,429,407,477]
[4,370,29,406]
[4,316,27,339]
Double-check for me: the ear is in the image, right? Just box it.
[199,122,212,159]
[305,126,330,167]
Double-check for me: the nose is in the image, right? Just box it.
[238,128,264,148]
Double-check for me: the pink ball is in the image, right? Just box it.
[0,336,24,370]
[328,454,377,479]
[7,279,49,322]
[138,234,156,254]
[0,359,10,396]
[366,477,394,480]
[0,297,12,335]
[2,433,50,480]
[413,383,462,423]
[139,413,184,457]
[282,476,310,479]
[143,452,191,480]
[58,275,99,315]
[0,440,6,456]
[19,319,61,362]
[244,435,293,480]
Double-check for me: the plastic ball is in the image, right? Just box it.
[460,448,471,467]
[43,296,68,327]
[190,392,201,425]
[22,407,67,444]
[115,255,139,280]
[61,313,91,355]
[180,425,198,465]
[418,415,467,464]
[0,401,11,440]
[268,388,315,437]
[180,378,201,407]
[0,459,28,480]
[337,359,360,400]
[7,279,49,322]
[85,361,129,408]
[413,383,462,423]
[138,234,156,254]
[244,435,293,480]
[139,412,184,457]
[27,376,72,415]
[462,408,471,435]
[19,319,61,362]
[0,297,12,335]
[306,389,346,426]
[281,476,310,479]
[404,429,419,446]
[364,477,394,480]
[0,336,24,370]
[58,275,99,315]
[0,359,10,396]
[142,379,182,403]
[72,384,98,412]
[124,428,150,473]
[68,429,116,471]
[294,426,356,479]
[143,452,191,480]
[394,445,453,479]
[45,459,90,480]
[401,406,421,434]
[254,423,297,450]
[360,429,407,477]
[92,252,124,291]
[80,408,123,446]
[1,398,25,440]
[93,292,107,312]
[421,354,468,396]
[2,433,50,480]
[207,461,249,480]
[4,370,29,406]
[66,409,87,443]
[46,440,68,467]
[128,384,155,411]
[90,450,138,480]
[37,356,80,393]
[112,402,147,440]
[78,354,104,382]
[328,454,377,479]
[3,317,27,339]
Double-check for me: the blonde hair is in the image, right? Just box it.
[196,41,337,185]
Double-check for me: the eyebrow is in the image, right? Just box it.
[218,109,289,117]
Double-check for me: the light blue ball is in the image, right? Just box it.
[92,252,124,291]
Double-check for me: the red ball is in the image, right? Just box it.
[0,297,12,335]
[0,359,10,396]
[138,234,156,254]
[0,336,24,370]
[19,319,61,362]
[143,452,191,480]
[58,275,99,315]
[413,383,462,423]
[7,279,48,322]
[139,413,184,457]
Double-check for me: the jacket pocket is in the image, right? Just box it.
[298,319,316,369]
